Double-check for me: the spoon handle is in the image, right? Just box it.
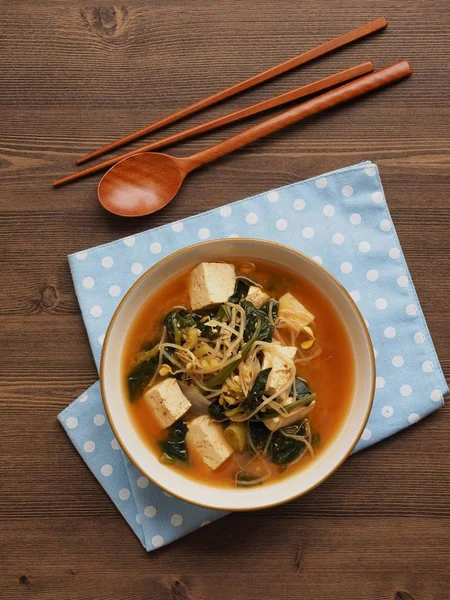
[182,61,412,172]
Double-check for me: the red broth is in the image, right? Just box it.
[123,259,355,488]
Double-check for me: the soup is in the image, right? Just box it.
[123,259,354,488]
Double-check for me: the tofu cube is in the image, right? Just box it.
[189,262,236,311]
[262,343,297,395]
[144,378,191,429]
[186,416,233,470]
[278,292,314,331]
[246,285,270,309]
[264,396,311,431]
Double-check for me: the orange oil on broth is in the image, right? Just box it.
[123,259,355,488]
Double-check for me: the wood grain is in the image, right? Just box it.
[0,1,449,599]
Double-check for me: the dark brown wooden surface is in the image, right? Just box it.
[1,2,449,599]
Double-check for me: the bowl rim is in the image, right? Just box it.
[100,238,375,511]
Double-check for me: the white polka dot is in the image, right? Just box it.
[109,285,121,297]
[171,514,183,527]
[375,297,388,310]
[246,213,258,225]
[150,242,162,254]
[361,428,372,441]
[408,413,420,424]
[219,206,232,217]
[380,219,392,232]
[267,190,279,202]
[119,488,130,501]
[384,327,396,339]
[422,360,433,373]
[200,520,211,527]
[372,191,383,204]
[98,333,105,346]
[66,417,78,429]
[111,438,120,450]
[350,290,361,302]
[373,348,378,358]
[359,241,371,253]
[83,440,95,453]
[171,221,184,232]
[364,319,370,329]
[293,198,306,211]
[315,177,327,189]
[349,213,362,225]
[101,256,114,269]
[228,234,239,238]
[136,514,141,524]
[392,355,404,368]
[323,204,335,217]
[340,262,353,274]
[94,414,105,426]
[389,247,400,259]
[78,393,88,403]
[367,269,379,282]
[406,304,417,316]
[123,236,136,247]
[276,218,288,231]
[430,389,442,403]
[101,464,113,477]
[312,256,322,265]
[152,535,164,548]
[376,376,385,389]
[341,184,353,197]
[302,227,314,239]
[364,165,377,176]
[131,263,143,275]
[137,476,149,489]
[414,332,425,344]
[75,251,88,260]
[397,275,408,288]
[144,505,156,518]
[332,233,344,245]
[82,277,95,289]
[400,384,412,397]
[90,305,102,318]
[382,405,394,418]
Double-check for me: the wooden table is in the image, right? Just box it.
[1,2,449,599]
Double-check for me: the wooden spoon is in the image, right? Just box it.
[98,61,412,218]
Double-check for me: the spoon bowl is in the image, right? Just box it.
[98,153,186,217]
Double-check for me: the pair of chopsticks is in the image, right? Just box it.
[53,17,387,187]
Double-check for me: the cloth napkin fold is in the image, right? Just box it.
[58,161,447,551]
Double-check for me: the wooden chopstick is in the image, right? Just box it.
[76,17,387,165]
[52,62,373,187]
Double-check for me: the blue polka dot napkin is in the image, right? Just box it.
[58,161,447,551]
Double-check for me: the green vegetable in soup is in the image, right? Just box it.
[159,420,189,464]
[248,421,271,451]
[270,430,305,465]
[208,400,228,421]
[127,343,159,401]
[242,368,271,414]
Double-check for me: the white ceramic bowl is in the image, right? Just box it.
[101,239,375,511]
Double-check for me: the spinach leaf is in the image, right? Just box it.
[242,368,271,413]
[228,276,258,304]
[163,308,219,343]
[159,420,189,464]
[241,300,274,343]
[270,431,305,465]
[127,345,159,401]
[294,377,313,401]
[208,400,228,421]
[249,421,271,451]
[261,298,279,323]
